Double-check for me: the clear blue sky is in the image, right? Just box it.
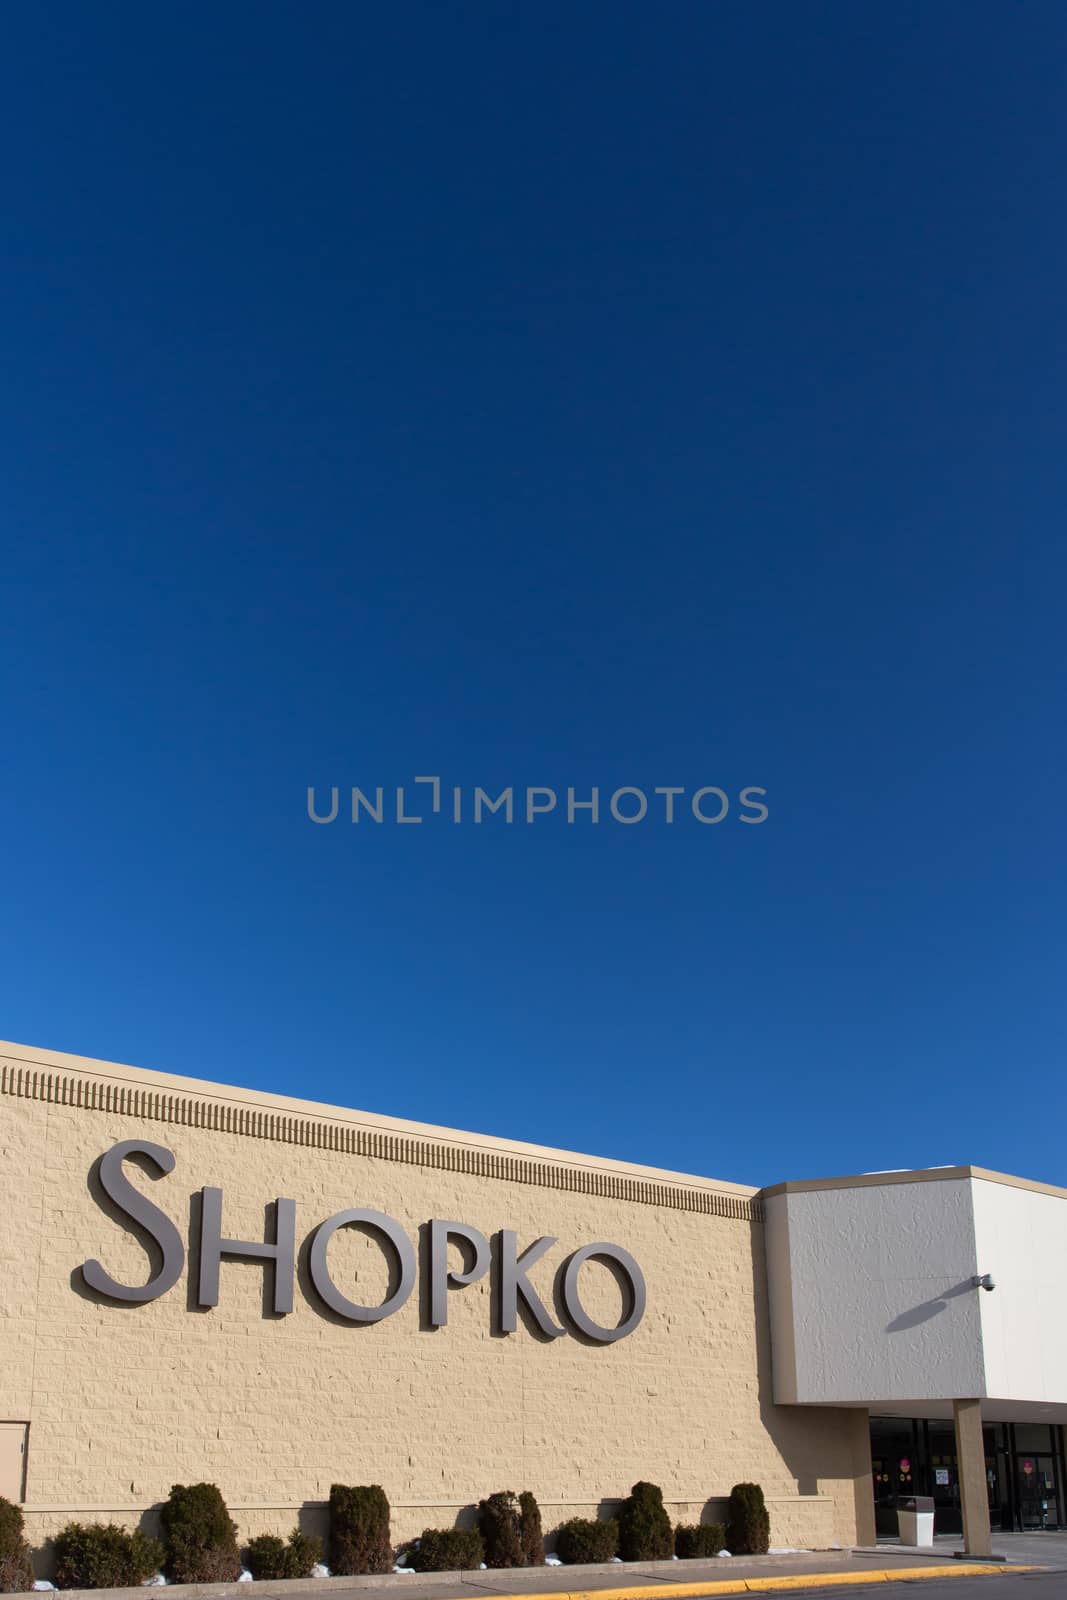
[3,4,1065,1189]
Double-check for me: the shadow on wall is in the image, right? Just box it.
[746,1219,848,1503]
[295,1503,329,1546]
[885,1280,976,1332]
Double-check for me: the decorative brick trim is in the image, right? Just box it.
[1,1062,762,1222]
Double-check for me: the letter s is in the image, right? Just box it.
[739,786,769,824]
[80,1140,185,1303]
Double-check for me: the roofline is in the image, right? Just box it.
[759,1166,1067,1203]
[9,1039,1061,1207]
[0,1038,757,1200]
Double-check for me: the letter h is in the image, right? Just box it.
[197,1188,297,1314]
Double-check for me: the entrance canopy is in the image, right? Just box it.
[762,1165,1067,1420]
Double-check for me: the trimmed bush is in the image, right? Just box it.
[53,1523,164,1589]
[727,1483,770,1556]
[328,1484,391,1576]
[160,1483,241,1583]
[244,1535,288,1582]
[518,1491,544,1566]
[674,1523,726,1559]
[617,1481,673,1562]
[553,1517,618,1564]
[407,1527,484,1572]
[477,1493,523,1567]
[245,1530,322,1581]
[283,1530,321,1578]
[0,1497,35,1593]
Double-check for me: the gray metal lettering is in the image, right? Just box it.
[428,1219,490,1327]
[560,1242,646,1343]
[308,1207,416,1323]
[197,1187,296,1314]
[498,1231,564,1338]
[80,1145,647,1341]
[80,1139,185,1304]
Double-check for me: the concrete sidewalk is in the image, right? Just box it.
[863,1532,1067,1571]
[34,1549,1040,1600]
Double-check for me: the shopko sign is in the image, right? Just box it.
[78,1140,646,1344]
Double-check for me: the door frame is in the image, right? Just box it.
[0,1422,29,1504]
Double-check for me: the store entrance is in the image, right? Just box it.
[869,1416,1065,1535]
[1012,1429,1061,1531]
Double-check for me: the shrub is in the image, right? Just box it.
[518,1491,544,1566]
[328,1484,391,1575]
[244,1535,288,1582]
[160,1483,241,1583]
[674,1523,726,1559]
[477,1493,523,1568]
[727,1483,770,1556]
[617,1481,673,1562]
[245,1530,322,1581]
[282,1529,321,1578]
[407,1528,485,1571]
[53,1523,164,1589]
[0,1497,35,1593]
[553,1517,618,1564]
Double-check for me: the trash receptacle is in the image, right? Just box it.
[897,1495,935,1547]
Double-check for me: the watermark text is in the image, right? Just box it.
[307,778,768,828]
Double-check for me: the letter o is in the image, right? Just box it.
[560,1242,646,1343]
[308,1208,416,1323]
[692,786,729,823]
[610,787,648,823]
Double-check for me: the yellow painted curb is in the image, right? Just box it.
[745,1567,1015,1589]
[565,1586,744,1600]
[532,1565,1037,1600]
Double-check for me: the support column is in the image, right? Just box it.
[847,1408,877,1547]
[954,1398,992,1558]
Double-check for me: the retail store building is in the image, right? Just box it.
[2,1040,1066,1566]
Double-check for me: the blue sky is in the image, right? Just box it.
[3,3,1065,1189]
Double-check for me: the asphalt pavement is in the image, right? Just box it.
[797,1578,1061,1599]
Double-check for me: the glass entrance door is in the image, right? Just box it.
[985,1429,1011,1532]
[1016,1457,1053,1528]
[870,1416,1066,1534]
[1012,1426,1065,1531]
[870,1416,919,1539]
[926,1421,962,1535]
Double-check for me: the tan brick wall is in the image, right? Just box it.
[0,1044,865,1568]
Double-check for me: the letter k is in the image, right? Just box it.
[497,1231,565,1338]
